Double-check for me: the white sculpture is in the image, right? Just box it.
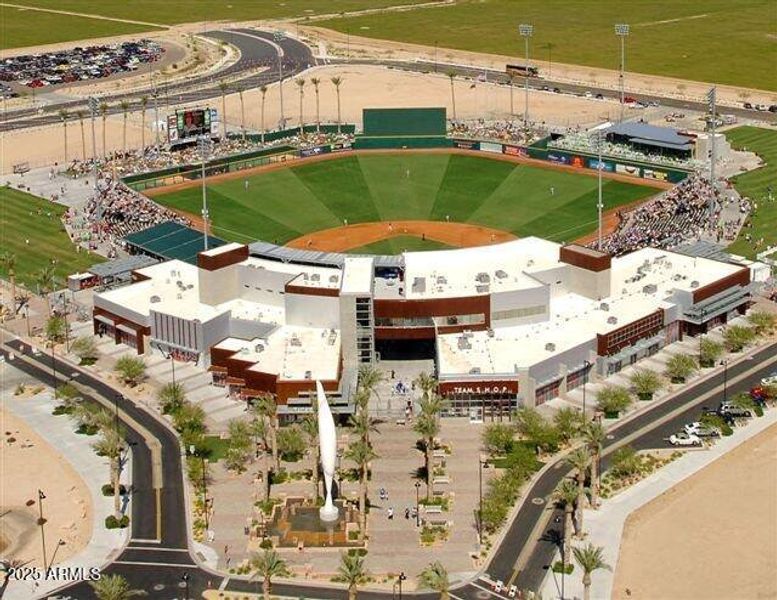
[316,381,339,521]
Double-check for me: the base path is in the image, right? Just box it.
[286,220,516,252]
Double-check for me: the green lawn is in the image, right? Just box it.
[2,0,429,48]
[152,153,657,254]
[317,0,777,91]
[0,6,163,49]
[0,187,103,289]
[348,235,451,255]
[725,127,777,259]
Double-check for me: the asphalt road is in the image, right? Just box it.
[0,29,316,133]
[3,336,775,600]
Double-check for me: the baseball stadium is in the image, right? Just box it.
[1,3,776,600]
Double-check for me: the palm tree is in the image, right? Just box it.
[583,422,606,509]
[415,371,438,404]
[300,407,320,500]
[139,96,148,150]
[310,77,321,131]
[75,109,87,161]
[249,549,291,600]
[345,438,377,541]
[35,265,57,316]
[259,85,268,144]
[256,394,279,471]
[418,561,450,599]
[358,363,385,396]
[99,101,109,159]
[90,574,146,600]
[565,448,590,537]
[331,76,343,133]
[553,478,579,558]
[445,70,457,120]
[295,78,306,136]
[414,410,440,500]
[119,100,130,151]
[0,252,17,313]
[349,407,380,449]
[250,405,270,501]
[573,543,611,600]
[93,423,126,519]
[59,108,69,163]
[337,552,367,600]
[219,80,229,136]
[238,86,246,141]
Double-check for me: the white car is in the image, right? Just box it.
[669,433,702,447]
[760,372,777,386]
[494,580,504,593]
[508,585,518,598]
[683,422,719,438]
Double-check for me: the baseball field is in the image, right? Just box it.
[149,152,659,253]
[725,126,777,259]
[0,187,101,289]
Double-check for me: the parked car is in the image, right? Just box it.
[669,432,702,446]
[769,105,777,113]
[683,422,720,438]
[719,403,752,418]
[743,102,754,109]
[508,585,518,598]
[494,580,504,592]
[552,87,561,94]
[749,386,771,406]
[595,93,604,100]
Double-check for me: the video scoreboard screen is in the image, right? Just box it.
[167,108,219,144]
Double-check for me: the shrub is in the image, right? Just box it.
[101,483,127,496]
[552,561,574,574]
[114,355,146,387]
[723,325,756,352]
[610,446,642,479]
[596,385,633,417]
[259,538,273,549]
[629,369,662,400]
[699,338,724,368]
[71,336,98,364]
[514,407,560,453]
[277,425,306,462]
[158,382,186,415]
[665,354,697,383]
[747,311,776,335]
[45,315,67,344]
[482,423,515,456]
[105,515,130,529]
[55,382,79,400]
[553,407,584,444]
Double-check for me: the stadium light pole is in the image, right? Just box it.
[519,24,533,133]
[274,30,286,127]
[615,24,629,122]
[707,86,717,197]
[198,136,211,250]
[597,130,604,249]
[87,96,100,223]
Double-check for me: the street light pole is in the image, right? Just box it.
[478,457,488,546]
[87,96,100,223]
[398,572,406,600]
[182,572,190,600]
[201,453,209,530]
[519,24,534,133]
[582,360,591,417]
[37,490,48,570]
[615,24,630,123]
[722,359,729,402]
[414,481,421,527]
[273,31,285,126]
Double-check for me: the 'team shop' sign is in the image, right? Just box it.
[438,380,519,396]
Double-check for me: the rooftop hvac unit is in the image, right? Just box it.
[487,329,495,337]
[600,302,610,311]
[311,274,320,282]
[607,316,618,325]
[545,343,556,352]
[495,270,508,279]
[304,370,312,380]
[150,295,160,303]
[240,347,250,355]
[329,275,338,283]
[254,344,264,353]
[176,293,182,299]
[690,280,700,288]
[642,284,657,294]
[470,367,481,374]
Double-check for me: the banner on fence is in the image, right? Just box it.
[503,145,527,157]
[452,139,479,150]
[480,141,502,154]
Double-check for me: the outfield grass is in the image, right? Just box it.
[0,187,102,290]
[348,235,451,255]
[724,127,777,259]
[152,153,657,253]
[0,6,163,50]
[3,0,429,48]
[317,0,777,91]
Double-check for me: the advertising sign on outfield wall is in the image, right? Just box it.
[453,139,479,150]
[503,145,527,157]
[615,163,640,176]
[330,142,353,153]
[480,141,503,154]
[300,145,331,158]
[643,168,668,181]
[570,155,585,168]
[587,158,614,172]
[548,152,570,164]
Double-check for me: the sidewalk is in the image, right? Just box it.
[1,372,130,600]
[539,405,777,600]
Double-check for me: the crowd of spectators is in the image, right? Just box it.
[595,174,722,256]
[449,119,546,146]
[548,131,703,170]
[0,40,162,88]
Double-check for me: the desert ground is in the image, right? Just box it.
[0,63,621,173]
[612,423,777,600]
[0,407,93,568]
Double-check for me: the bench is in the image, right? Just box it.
[395,418,406,425]
[422,504,443,514]
[424,517,450,528]
[433,476,451,485]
